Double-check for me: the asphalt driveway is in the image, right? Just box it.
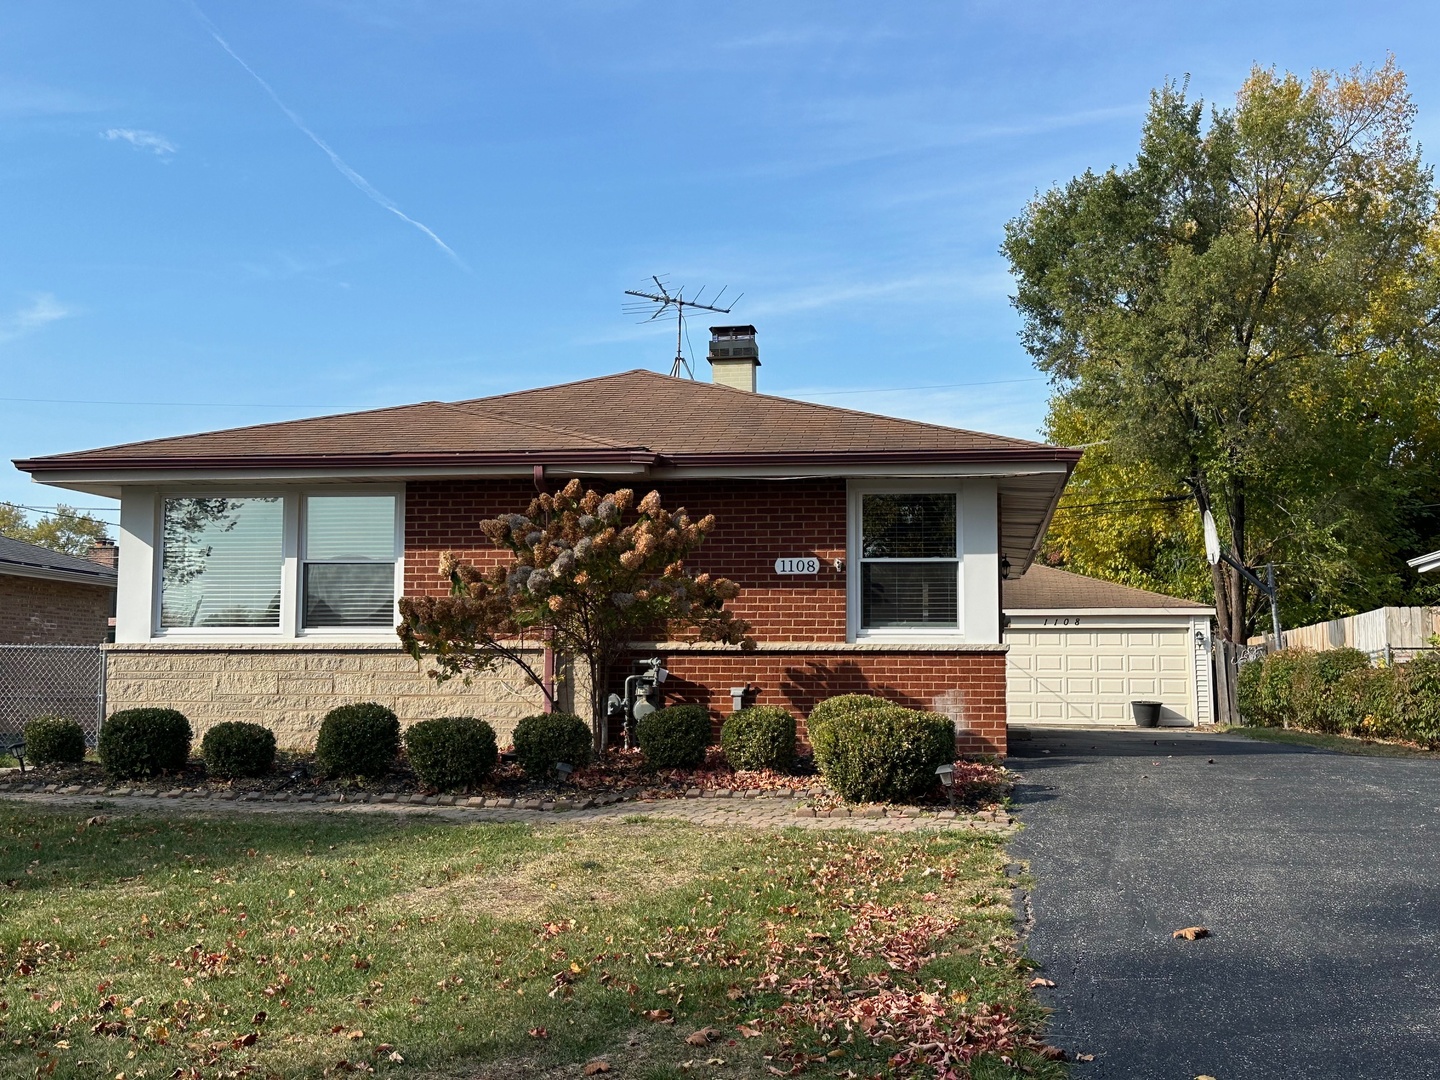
[1008,728,1440,1079]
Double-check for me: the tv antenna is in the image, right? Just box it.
[623,276,742,378]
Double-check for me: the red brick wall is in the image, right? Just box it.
[405,478,848,642]
[639,649,1007,756]
[403,480,1008,756]
[0,575,113,645]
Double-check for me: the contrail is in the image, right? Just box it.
[187,2,468,270]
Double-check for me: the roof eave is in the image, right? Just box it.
[0,561,118,588]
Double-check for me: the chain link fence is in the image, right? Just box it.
[0,645,106,745]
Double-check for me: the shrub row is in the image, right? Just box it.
[74,691,957,799]
[1239,647,1440,745]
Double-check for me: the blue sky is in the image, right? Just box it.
[3,1,1438,531]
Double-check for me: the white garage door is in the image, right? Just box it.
[1006,620,1200,726]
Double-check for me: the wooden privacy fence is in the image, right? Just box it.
[1262,607,1440,659]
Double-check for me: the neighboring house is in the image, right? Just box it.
[0,535,118,644]
[14,329,1079,754]
[1407,550,1440,575]
[1003,564,1214,728]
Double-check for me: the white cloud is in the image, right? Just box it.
[0,294,72,345]
[102,128,177,156]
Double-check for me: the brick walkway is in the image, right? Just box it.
[0,779,1014,835]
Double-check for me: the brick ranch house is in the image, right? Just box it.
[0,534,117,645]
[15,334,1079,755]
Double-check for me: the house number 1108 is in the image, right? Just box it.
[774,557,820,575]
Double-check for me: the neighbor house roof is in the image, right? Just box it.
[1003,564,1211,613]
[14,369,1081,573]
[0,535,118,588]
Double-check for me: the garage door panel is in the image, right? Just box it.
[1007,620,1204,728]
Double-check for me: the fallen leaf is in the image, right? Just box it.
[527,1027,549,1039]
[251,1011,267,1025]
[387,1051,404,1063]
[346,1030,364,1041]
[737,1024,763,1039]
[685,1027,720,1046]
[1196,1075,1217,1080]
[1027,977,1056,988]
[1077,1052,1095,1061]
[583,1063,611,1075]
[1172,926,1210,941]
[642,1009,674,1024]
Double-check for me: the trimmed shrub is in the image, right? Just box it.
[512,712,592,778]
[99,708,192,779]
[1236,659,1265,725]
[315,703,400,779]
[1254,649,1320,727]
[810,704,956,804]
[23,715,86,765]
[201,722,276,779]
[1394,652,1440,747]
[404,716,499,791]
[1316,647,1371,686]
[807,694,895,731]
[1318,666,1389,736]
[720,705,796,772]
[636,705,712,769]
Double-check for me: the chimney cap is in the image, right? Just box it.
[709,324,757,338]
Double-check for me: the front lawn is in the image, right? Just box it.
[0,806,1060,1079]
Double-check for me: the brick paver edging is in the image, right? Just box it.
[0,785,1015,835]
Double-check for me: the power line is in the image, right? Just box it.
[0,374,1049,411]
[795,377,1044,397]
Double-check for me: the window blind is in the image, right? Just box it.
[858,493,959,630]
[303,495,397,629]
[160,497,284,628]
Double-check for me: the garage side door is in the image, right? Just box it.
[1007,625,1196,726]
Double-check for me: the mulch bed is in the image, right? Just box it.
[0,747,1010,812]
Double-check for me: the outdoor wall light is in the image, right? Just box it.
[999,556,1012,581]
[555,762,574,783]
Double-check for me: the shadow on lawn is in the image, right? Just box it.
[0,805,530,896]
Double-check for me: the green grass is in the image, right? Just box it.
[0,806,1059,1079]
[1226,725,1437,758]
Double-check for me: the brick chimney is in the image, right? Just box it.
[87,538,118,572]
[707,325,759,392]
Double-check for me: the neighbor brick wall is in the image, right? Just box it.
[0,575,113,645]
[404,478,849,642]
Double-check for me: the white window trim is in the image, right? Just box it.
[151,487,405,642]
[846,479,966,643]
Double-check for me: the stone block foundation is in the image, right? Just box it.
[104,643,570,749]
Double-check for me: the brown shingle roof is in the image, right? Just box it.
[16,370,1074,472]
[1003,564,1211,611]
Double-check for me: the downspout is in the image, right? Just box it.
[534,465,555,714]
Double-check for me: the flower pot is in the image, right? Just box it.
[1131,701,1162,728]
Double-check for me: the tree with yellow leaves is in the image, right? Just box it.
[1006,59,1440,641]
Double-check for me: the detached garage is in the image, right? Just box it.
[1003,565,1215,728]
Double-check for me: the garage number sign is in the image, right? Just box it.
[774,557,820,575]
